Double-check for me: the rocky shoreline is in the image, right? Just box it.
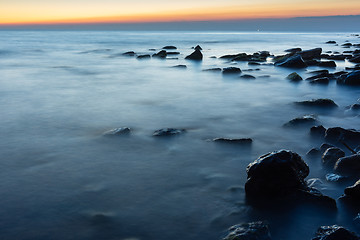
[111,35,360,239]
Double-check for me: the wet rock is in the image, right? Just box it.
[334,154,360,176]
[136,54,151,59]
[306,72,330,80]
[320,143,335,153]
[326,41,337,44]
[307,148,321,157]
[349,56,360,63]
[248,61,261,65]
[295,99,338,108]
[275,55,307,68]
[122,51,136,56]
[286,72,303,81]
[103,127,131,136]
[203,68,222,72]
[171,65,187,69]
[325,127,360,144]
[153,128,186,137]
[223,221,271,240]
[240,74,256,79]
[344,179,360,199]
[285,47,302,53]
[327,54,348,60]
[308,70,329,75]
[299,48,322,60]
[284,115,318,127]
[322,147,345,167]
[309,77,330,85]
[185,49,203,60]
[312,225,359,240]
[342,43,353,47]
[318,61,336,68]
[310,125,326,137]
[222,67,241,74]
[152,50,167,58]
[245,150,336,207]
[212,138,252,144]
[162,46,177,50]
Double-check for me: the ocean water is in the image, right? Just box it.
[0,31,359,240]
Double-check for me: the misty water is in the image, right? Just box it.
[0,31,359,240]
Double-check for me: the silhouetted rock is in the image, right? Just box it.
[286,72,303,81]
[194,45,202,50]
[299,48,322,60]
[285,48,302,53]
[203,68,222,72]
[275,55,307,68]
[334,154,360,176]
[171,65,187,69]
[344,179,360,200]
[162,46,177,50]
[309,77,330,85]
[152,50,167,58]
[185,49,203,60]
[284,115,318,127]
[153,128,186,137]
[222,67,241,74]
[295,99,338,108]
[310,125,326,137]
[137,54,151,59]
[325,127,360,144]
[212,138,252,144]
[342,43,353,47]
[322,147,345,167]
[103,127,131,136]
[318,61,336,68]
[312,225,359,240]
[223,221,272,240]
[240,74,256,79]
[326,41,337,44]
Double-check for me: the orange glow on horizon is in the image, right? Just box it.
[1,1,360,25]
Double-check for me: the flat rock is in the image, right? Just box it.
[350,56,360,63]
[343,70,360,85]
[171,64,187,69]
[136,54,151,59]
[222,67,241,74]
[286,72,303,81]
[162,46,177,50]
[318,61,336,68]
[312,225,360,240]
[326,41,337,44]
[122,51,136,56]
[103,127,131,136]
[284,115,318,127]
[309,77,330,84]
[153,128,186,137]
[295,99,337,108]
[223,221,272,240]
[212,138,252,144]
[240,74,256,79]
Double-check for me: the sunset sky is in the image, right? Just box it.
[1,0,360,25]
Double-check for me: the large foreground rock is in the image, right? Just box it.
[223,221,271,240]
[344,179,360,200]
[245,150,336,208]
[334,154,360,176]
[322,147,345,167]
[325,127,360,144]
[343,70,360,85]
[312,225,360,240]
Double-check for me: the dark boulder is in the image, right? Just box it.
[322,147,345,167]
[137,54,151,59]
[308,69,329,75]
[286,72,303,81]
[223,221,271,240]
[318,61,336,68]
[312,225,359,240]
[309,77,330,84]
[166,51,180,55]
[152,50,167,58]
[310,125,326,137]
[350,56,360,63]
[344,179,360,200]
[194,45,202,50]
[295,99,338,108]
[299,48,322,60]
[334,154,360,176]
[153,128,186,137]
[307,148,321,157]
[284,115,318,127]
[162,46,177,50]
[240,74,256,79]
[275,55,307,68]
[222,67,241,74]
[285,47,302,53]
[185,49,203,60]
[325,127,360,144]
[320,143,335,153]
[103,127,131,136]
[342,43,353,47]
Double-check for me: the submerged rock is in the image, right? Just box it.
[312,225,359,240]
[103,127,131,136]
[223,221,271,240]
[309,77,330,85]
[285,47,302,53]
[153,128,186,137]
[185,49,203,60]
[212,138,252,144]
[171,64,187,69]
[295,99,338,108]
[122,51,136,56]
[152,50,167,58]
[334,154,360,176]
[286,72,303,81]
[275,55,307,68]
[344,179,360,200]
[240,74,256,79]
[203,68,222,72]
[284,115,318,127]
[222,67,241,74]
[343,70,360,85]
[162,46,177,50]
[322,147,345,167]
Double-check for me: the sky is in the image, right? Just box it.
[1,0,360,25]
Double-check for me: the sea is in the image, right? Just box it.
[0,31,359,240]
